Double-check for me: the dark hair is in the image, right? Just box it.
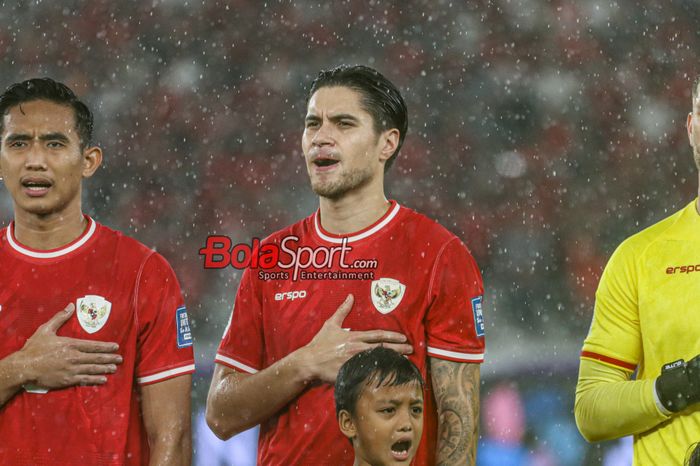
[308,65,408,171]
[335,347,424,417]
[0,78,93,148]
[686,442,700,466]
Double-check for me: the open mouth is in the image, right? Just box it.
[21,179,52,195]
[313,158,340,168]
[390,440,411,461]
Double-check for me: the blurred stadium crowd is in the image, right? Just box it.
[1,0,698,464]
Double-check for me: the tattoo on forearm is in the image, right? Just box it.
[430,359,480,466]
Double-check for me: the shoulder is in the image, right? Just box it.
[398,205,472,254]
[95,221,173,272]
[96,222,152,254]
[614,202,692,259]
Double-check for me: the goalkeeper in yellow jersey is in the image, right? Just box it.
[575,76,700,464]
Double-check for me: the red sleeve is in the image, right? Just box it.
[215,267,264,374]
[134,252,195,385]
[425,238,485,363]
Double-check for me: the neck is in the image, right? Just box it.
[318,189,390,235]
[12,205,87,250]
[353,455,371,466]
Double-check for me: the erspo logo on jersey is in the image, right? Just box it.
[666,264,700,275]
[198,235,378,281]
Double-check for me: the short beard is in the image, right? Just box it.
[694,146,700,171]
[311,165,374,199]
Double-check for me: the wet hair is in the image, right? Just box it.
[308,65,408,171]
[335,347,424,417]
[0,78,93,148]
[686,442,700,466]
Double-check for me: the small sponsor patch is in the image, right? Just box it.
[176,306,193,348]
[471,296,485,337]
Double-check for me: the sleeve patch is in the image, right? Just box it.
[176,306,193,348]
[471,296,485,337]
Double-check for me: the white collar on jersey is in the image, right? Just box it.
[314,202,401,244]
[7,216,96,259]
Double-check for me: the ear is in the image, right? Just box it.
[81,146,102,179]
[688,112,694,147]
[378,128,400,164]
[338,410,357,440]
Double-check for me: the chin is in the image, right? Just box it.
[17,202,61,217]
[311,183,347,199]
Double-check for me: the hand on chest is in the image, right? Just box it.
[263,273,429,344]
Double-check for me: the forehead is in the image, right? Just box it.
[358,381,423,405]
[306,86,368,117]
[2,100,77,137]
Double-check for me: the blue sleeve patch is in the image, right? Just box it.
[176,306,193,348]
[471,296,485,337]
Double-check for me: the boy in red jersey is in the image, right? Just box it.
[0,78,194,465]
[335,347,425,466]
[207,65,484,465]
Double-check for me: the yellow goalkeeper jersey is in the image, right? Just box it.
[582,199,700,465]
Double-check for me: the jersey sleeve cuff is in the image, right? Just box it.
[137,363,195,385]
[215,353,259,374]
[580,350,637,372]
[651,379,673,417]
[427,346,484,363]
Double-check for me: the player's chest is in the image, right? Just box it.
[0,259,136,355]
[638,243,700,350]
[258,252,435,349]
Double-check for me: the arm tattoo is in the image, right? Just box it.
[430,358,480,466]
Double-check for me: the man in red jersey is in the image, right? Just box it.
[0,78,195,465]
[206,65,484,465]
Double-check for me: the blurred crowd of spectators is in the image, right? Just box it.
[1,1,698,463]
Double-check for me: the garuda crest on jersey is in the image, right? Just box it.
[371,278,406,314]
[76,295,111,334]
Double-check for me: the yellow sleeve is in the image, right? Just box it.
[575,358,670,442]
[582,239,642,371]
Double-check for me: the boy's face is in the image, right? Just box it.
[339,381,424,466]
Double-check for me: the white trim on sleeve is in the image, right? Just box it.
[427,346,484,362]
[137,364,195,384]
[215,354,259,374]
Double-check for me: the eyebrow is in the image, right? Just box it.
[305,113,360,123]
[376,397,424,405]
[4,132,71,144]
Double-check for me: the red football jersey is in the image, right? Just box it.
[0,217,195,466]
[216,201,485,465]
